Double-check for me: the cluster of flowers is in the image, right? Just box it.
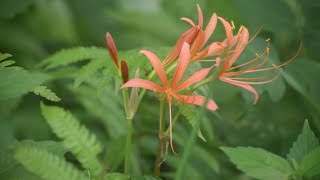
[106,5,301,154]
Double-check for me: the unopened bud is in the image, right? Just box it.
[120,60,129,83]
[106,32,119,68]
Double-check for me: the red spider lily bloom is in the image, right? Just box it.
[179,4,221,61]
[215,24,302,104]
[121,43,218,154]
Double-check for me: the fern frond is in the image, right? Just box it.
[14,145,87,180]
[33,86,61,102]
[74,58,106,88]
[0,52,17,68]
[40,47,108,70]
[40,103,103,176]
[0,53,12,61]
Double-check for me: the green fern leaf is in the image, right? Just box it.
[0,52,12,61]
[40,103,103,176]
[14,145,87,180]
[0,52,16,68]
[40,47,108,70]
[33,86,61,102]
[74,58,106,88]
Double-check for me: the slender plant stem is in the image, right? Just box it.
[154,101,165,176]
[124,117,133,174]
[122,88,132,175]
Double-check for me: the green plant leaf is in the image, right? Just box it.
[234,0,296,32]
[14,144,87,180]
[104,173,130,180]
[40,103,103,176]
[282,59,320,112]
[221,146,294,180]
[179,104,207,142]
[0,0,34,19]
[33,86,61,102]
[299,148,320,178]
[40,47,108,69]
[0,68,50,100]
[287,120,319,165]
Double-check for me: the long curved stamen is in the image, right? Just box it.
[243,41,302,73]
[198,60,217,62]
[226,69,282,84]
[228,67,275,80]
[226,50,267,71]
[248,26,263,44]
[225,47,270,76]
[169,103,178,155]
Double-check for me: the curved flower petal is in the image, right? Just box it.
[197,4,203,27]
[181,17,195,26]
[164,26,199,65]
[228,27,249,66]
[171,43,191,88]
[221,78,259,104]
[177,95,218,112]
[218,17,233,48]
[140,50,168,87]
[204,13,217,43]
[121,79,164,92]
[190,29,205,56]
[175,67,212,92]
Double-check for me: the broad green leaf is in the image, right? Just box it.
[287,120,319,165]
[299,148,320,178]
[0,0,34,19]
[234,0,296,32]
[282,59,320,114]
[0,68,50,100]
[221,146,294,180]
[33,86,61,102]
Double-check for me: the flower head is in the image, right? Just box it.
[213,20,302,104]
[121,43,218,154]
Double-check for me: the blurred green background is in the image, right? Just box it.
[0,0,320,179]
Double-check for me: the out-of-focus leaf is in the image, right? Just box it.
[21,0,78,44]
[234,0,296,32]
[287,120,319,165]
[0,68,50,100]
[14,145,87,180]
[104,173,130,180]
[0,0,34,19]
[19,140,67,157]
[221,146,294,180]
[33,86,61,102]
[299,148,320,178]
[131,175,161,180]
[282,59,320,111]
[40,103,103,176]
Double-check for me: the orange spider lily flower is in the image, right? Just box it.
[121,43,218,154]
[215,23,302,104]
